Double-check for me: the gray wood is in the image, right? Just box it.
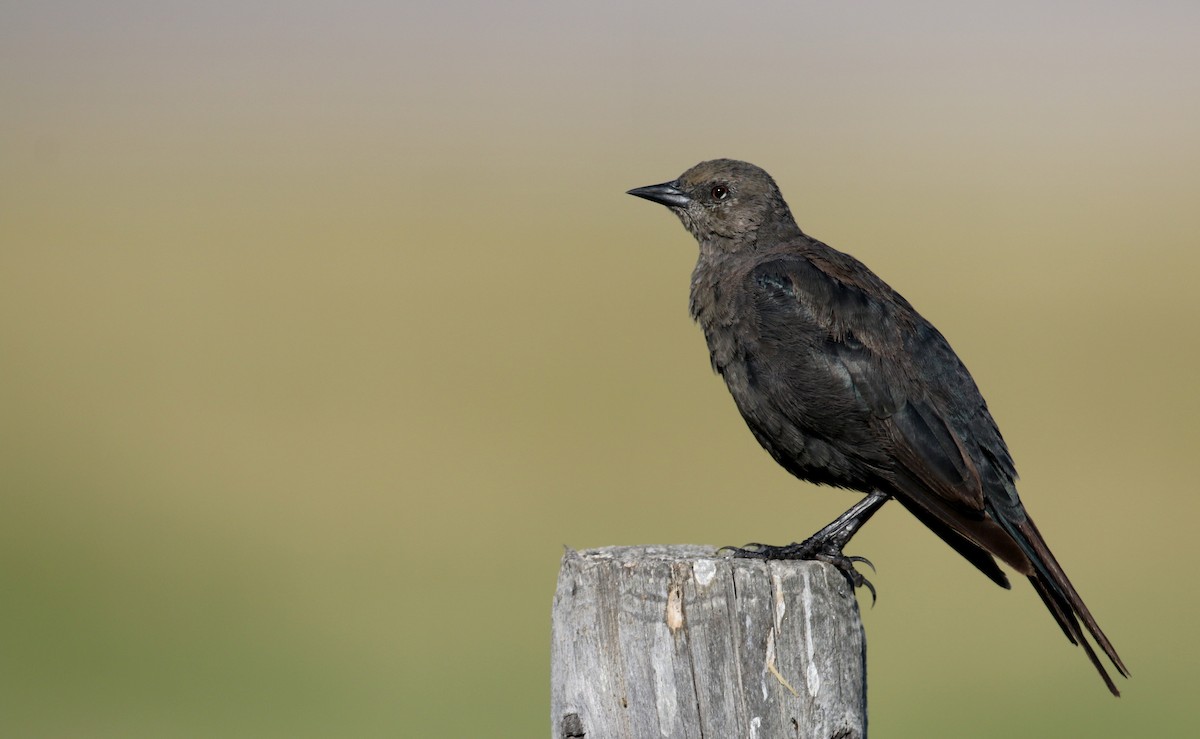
[551,545,867,739]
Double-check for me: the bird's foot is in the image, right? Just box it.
[721,539,877,603]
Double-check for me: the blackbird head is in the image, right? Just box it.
[627,159,803,254]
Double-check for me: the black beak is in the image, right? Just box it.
[627,180,691,208]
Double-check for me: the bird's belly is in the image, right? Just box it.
[717,356,873,489]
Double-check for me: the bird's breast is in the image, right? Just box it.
[690,281,743,375]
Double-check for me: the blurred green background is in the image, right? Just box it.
[3,1,1197,736]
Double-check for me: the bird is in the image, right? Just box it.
[627,159,1127,695]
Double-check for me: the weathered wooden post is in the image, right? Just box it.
[551,545,867,739]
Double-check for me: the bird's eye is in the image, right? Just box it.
[711,184,729,201]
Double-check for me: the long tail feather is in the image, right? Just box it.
[988,504,1128,694]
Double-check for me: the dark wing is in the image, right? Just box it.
[745,249,1127,693]
[745,252,1027,570]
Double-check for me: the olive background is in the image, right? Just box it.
[3,2,1197,736]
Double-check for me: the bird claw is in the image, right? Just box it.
[814,551,877,606]
[718,541,803,559]
[721,539,877,604]
[845,554,876,573]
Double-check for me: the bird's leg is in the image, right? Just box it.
[723,490,891,598]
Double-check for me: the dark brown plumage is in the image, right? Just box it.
[628,159,1127,695]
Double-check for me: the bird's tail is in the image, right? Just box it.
[997,510,1129,695]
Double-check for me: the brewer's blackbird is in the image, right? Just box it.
[628,159,1127,695]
